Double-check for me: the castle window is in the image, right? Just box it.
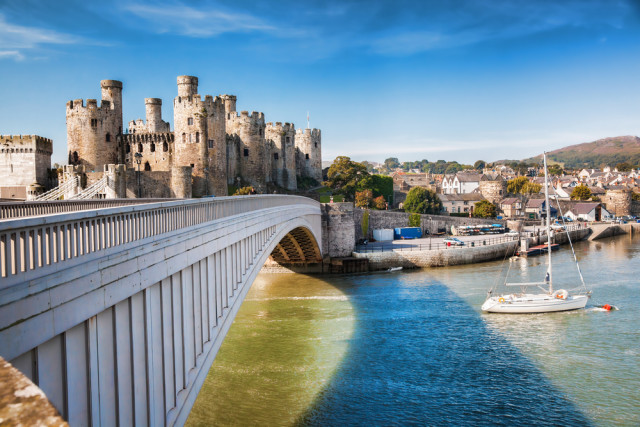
[106,133,111,142]
[73,151,78,164]
[315,142,317,148]
[286,136,290,143]
[90,118,97,127]
[259,128,263,136]
[182,133,186,143]
[150,143,155,152]
[138,143,143,152]
[244,148,249,157]
[305,153,309,160]
[163,142,168,152]
[208,139,214,149]
[274,153,279,160]
[144,162,151,171]
[188,117,194,126]
[195,132,200,143]
[126,144,131,153]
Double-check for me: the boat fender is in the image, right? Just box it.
[498,297,505,303]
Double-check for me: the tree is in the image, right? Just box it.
[474,160,486,170]
[361,209,369,238]
[473,200,497,218]
[633,192,640,202]
[408,213,421,227]
[373,195,386,210]
[548,164,564,176]
[570,185,592,201]
[324,156,369,201]
[403,187,442,214]
[355,189,373,208]
[507,176,529,194]
[521,182,542,195]
[233,186,252,195]
[384,157,400,170]
[616,162,633,172]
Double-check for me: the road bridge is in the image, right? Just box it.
[0,196,322,426]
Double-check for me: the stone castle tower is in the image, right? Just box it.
[295,128,322,182]
[265,122,297,190]
[224,95,268,189]
[173,76,227,197]
[129,98,171,133]
[602,188,632,217]
[478,174,506,204]
[66,80,123,171]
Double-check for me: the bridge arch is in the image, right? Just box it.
[0,196,323,426]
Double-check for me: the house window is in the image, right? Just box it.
[150,143,155,152]
[106,133,111,142]
[208,139,214,149]
[244,148,249,157]
[188,117,194,125]
[274,153,279,160]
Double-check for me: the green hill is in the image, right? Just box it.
[524,136,640,169]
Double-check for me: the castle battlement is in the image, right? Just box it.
[66,98,115,112]
[295,128,321,138]
[266,122,295,133]
[1,134,53,154]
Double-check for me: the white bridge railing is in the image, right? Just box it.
[0,195,319,286]
[34,177,78,201]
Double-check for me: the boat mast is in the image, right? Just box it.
[543,152,553,293]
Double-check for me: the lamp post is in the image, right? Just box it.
[134,152,142,198]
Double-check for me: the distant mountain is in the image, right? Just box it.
[523,135,640,169]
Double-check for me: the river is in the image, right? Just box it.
[187,234,640,426]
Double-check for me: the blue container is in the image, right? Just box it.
[394,227,422,240]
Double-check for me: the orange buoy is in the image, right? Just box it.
[602,304,612,311]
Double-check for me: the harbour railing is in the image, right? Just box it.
[355,235,518,253]
[0,195,319,285]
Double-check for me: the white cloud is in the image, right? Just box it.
[0,50,24,60]
[0,13,86,60]
[123,2,275,37]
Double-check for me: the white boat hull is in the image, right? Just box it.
[481,293,589,314]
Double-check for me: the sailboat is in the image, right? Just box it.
[481,152,591,314]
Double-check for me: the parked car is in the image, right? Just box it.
[443,237,465,246]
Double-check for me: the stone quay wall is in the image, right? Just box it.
[352,240,518,270]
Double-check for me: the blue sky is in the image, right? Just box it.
[1,0,640,166]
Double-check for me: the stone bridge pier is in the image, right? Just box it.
[0,196,322,425]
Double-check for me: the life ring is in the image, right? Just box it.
[498,297,505,303]
[552,289,568,300]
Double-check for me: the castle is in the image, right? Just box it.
[66,76,322,198]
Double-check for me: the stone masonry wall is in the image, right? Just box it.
[125,169,173,198]
[321,202,356,257]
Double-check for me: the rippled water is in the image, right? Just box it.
[187,234,640,426]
